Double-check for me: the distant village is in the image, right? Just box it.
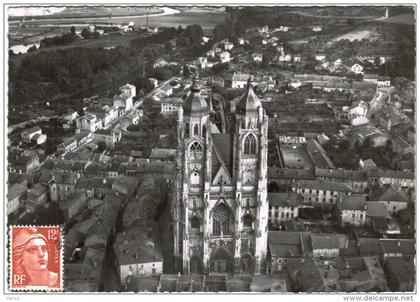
[7,11,415,293]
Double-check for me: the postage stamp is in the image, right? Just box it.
[9,226,63,291]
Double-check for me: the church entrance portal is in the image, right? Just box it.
[210,247,233,274]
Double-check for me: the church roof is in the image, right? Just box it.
[182,74,209,117]
[211,133,232,178]
[210,122,221,134]
[235,78,262,116]
[212,134,232,167]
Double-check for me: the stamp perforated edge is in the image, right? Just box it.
[8,225,64,292]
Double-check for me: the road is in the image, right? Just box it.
[103,235,122,291]
[367,87,393,118]
[106,75,179,131]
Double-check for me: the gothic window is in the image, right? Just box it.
[190,171,200,185]
[243,214,253,230]
[191,216,200,233]
[213,219,221,235]
[193,124,199,136]
[213,204,232,236]
[243,134,257,154]
[202,125,207,138]
[243,170,255,183]
[189,141,203,159]
[185,123,190,136]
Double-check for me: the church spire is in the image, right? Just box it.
[191,73,201,92]
[235,75,261,116]
[182,73,209,117]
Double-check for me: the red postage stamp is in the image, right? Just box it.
[9,226,63,291]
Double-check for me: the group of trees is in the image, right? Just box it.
[175,24,214,58]
[211,62,230,76]
[130,27,178,50]
[380,46,415,81]
[226,7,330,28]
[131,77,155,95]
[150,65,181,81]
[130,24,210,60]
[9,46,140,105]
[39,27,78,48]
[213,9,246,42]
[80,27,100,39]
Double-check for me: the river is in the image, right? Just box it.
[9,6,227,53]
[8,7,226,29]
[9,7,181,26]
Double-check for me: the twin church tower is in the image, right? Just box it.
[173,74,269,275]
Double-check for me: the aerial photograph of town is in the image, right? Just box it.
[3,4,416,297]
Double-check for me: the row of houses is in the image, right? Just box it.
[63,185,127,291]
[268,230,414,291]
[268,181,409,226]
[229,72,276,90]
[268,230,415,268]
[268,166,414,194]
[76,83,136,133]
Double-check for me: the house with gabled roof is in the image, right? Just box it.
[338,194,367,226]
[114,223,163,285]
[267,231,312,273]
[7,183,27,215]
[21,125,42,143]
[366,202,389,232]
[371,185,409,216]
[311,234,340,258]
[292,179,352,208]
[27,183,48,210]
[268,192,303,224]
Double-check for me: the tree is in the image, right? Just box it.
[164,41,173,53]
[132,77,154,94]
[27,45,37,53]
[211,63,230,75]
[152,68,173,81]
[213,23,229,42]
[262,54,271,67]
[175,35,189,48]
[185,24,204,45]
[183,65,191,78]
[81,28,92,39]
[363,137,372,150]
[70,26,76,35]
[97,141,107,152]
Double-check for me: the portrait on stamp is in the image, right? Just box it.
[10,226,62,290]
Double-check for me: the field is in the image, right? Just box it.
[330,28,379,42]
[377,13,415,25]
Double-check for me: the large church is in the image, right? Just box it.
[173,74,269,275]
